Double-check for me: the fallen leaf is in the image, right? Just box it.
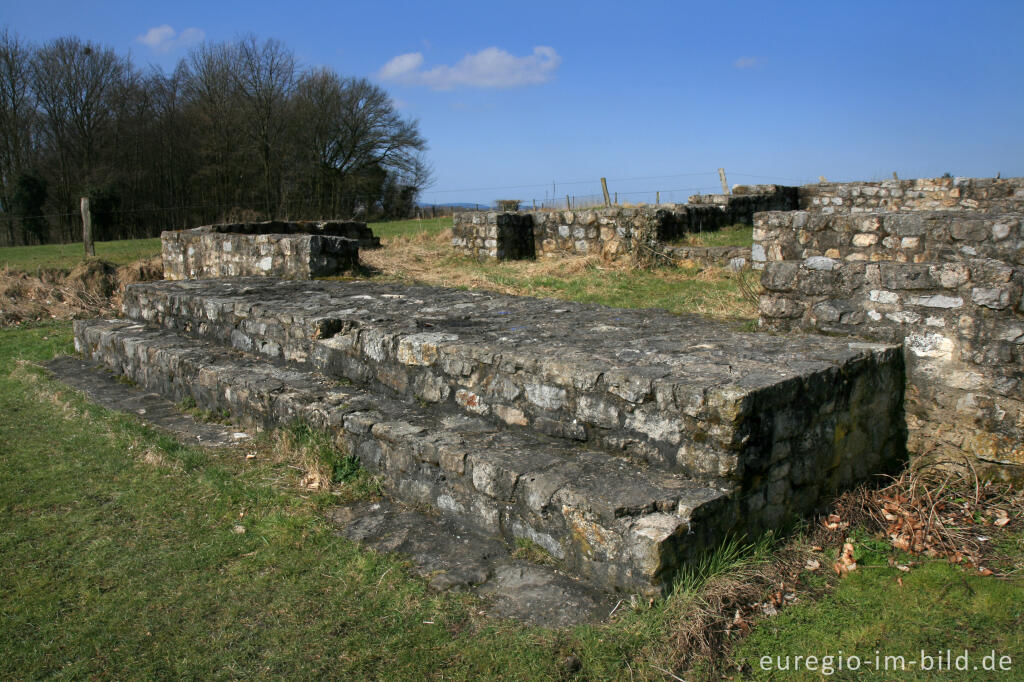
[834,542,857,576]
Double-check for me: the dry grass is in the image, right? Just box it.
[832,460,1023,572]
[661,538,820,678]
[360,229,757,322]
[0,256,163,327]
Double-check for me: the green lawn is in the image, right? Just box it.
[0,217,452,274]
[368,216,452,240]
[0,238,164,272]
[731,529,1024,680]
[674,224,754,248]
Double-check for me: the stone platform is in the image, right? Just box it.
[162,220,380,280]
[75,279,907,595]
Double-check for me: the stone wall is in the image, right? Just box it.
[162,229,360,280]
[194,220,381,247]
[756,209,1024,479]
[687,184,799,224]
[797,177,1024,214]
[452,205,751,262]
[452,185,794,263]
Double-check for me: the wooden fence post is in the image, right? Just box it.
[80,197,95,257]
[600,177,611,207]
[718,168,730,194]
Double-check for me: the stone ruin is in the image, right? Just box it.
[451,184,798,268]
[453,177,1024,481]
[74,279,904,598]
[161,220,380,280]
[755,177,1024,479]
[59,176,1021,616]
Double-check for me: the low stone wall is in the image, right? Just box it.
[797,177,1024,214]
[452,185,795,262]
[452,207,659,261]
[659,245,751,270]
[756,209,1024,479]
[452,206,755,262]
[162,230,360,280]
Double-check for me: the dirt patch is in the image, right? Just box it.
[0,256,163,327]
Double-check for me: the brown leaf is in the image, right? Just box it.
[834,542,857,576]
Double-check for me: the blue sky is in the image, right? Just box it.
[5,0,1023,205]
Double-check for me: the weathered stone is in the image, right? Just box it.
[756,197,1024,477]
[77,278,908,594]
[162,221,377,280]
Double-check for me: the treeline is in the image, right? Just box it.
[0,29,431,246]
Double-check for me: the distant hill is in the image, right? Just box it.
[417,202,481,209]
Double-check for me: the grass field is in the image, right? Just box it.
[0,238,163,272]
[367,216,452,240]
[680,223,754,248]
[2,219,1023,679]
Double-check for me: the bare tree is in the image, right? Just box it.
[234,35,296,217]
[0,29,38,243]
[293,70,428,217]
[182,42,254,217]
[0,29,433,245]
[31,36,130,238]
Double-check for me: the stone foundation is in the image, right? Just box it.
[161,220,379,280]
[74,278,906,594]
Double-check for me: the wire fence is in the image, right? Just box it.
[1,169,815,246]
[415,170,813,213]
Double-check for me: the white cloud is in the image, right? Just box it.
[733,56,759,69]
[378,46,561,90]
[136,25,206,54]
[379,52,425,80]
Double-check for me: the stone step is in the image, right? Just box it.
[327,500,615,626]
[121,279,906,490]
[74,319,738,595]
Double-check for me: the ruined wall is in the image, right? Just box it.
[687,184,799,225]
[195,220,381,247]
[161,220,380,280]
[797,177,1024,214]
[452,185,795,262]
[162,230,360,280]
[452,205,757,262]
[452,207,661,261]
[756,210,1024,479]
